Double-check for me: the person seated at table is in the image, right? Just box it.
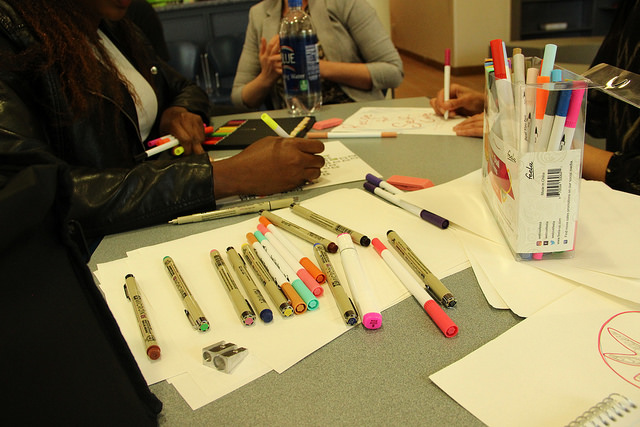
[231,0,404,110]
[430,0,640,195]
[0,0,325,244]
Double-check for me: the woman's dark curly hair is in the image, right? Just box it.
[2,0,153,118]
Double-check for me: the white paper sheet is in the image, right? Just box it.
[331,107,466,135]
[94,188,469,409]
[430,286,640,427]
[402,170,640,305]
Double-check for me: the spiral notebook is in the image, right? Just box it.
[566,393,638,426]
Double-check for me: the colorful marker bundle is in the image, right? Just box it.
[482,39,584,261]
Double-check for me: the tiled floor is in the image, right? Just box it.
[394,52,485,100]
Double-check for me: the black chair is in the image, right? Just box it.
[205,34,244,105]
[166,40,201,81]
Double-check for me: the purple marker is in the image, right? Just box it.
[365,173,403,194]
[363,182,449,229]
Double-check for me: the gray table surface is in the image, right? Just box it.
[89,97,522,426]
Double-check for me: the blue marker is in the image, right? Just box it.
[546,88,572,151]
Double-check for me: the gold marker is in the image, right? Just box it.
[124,274,161,360]
[259,210,338,253]
[225,247,273,323]
[289,202,370,246]
[386,230,457,307]
[168,197,295,225]
[163,256,210,331]
[241,243,294,317]
[210,250,256,326]
[312,244,359,326]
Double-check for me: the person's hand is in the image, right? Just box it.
[158,106,205,155]
[258,35,282,85]
[212,136,325,198]
[430,83,485,118]
[452,113,484,138]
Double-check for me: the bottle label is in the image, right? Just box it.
[280,34,321,96]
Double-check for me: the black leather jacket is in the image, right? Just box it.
[0,2,216,239]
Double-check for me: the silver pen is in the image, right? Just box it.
[169,197,295,224]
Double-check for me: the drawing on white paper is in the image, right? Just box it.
[598,311,640,389]
[332,107,466,135]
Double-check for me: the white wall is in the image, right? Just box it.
[390,0,510,69]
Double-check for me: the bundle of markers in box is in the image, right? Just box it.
[481,39,591,261]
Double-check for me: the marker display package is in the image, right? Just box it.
[481,56,595,261]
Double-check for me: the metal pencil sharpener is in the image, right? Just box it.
[202,341,248,374]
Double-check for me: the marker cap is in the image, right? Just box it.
[300,257,326,284]
[147,345,161,360]
[362,312,382,330]
[260,309,273,323]
[423,300,458,337]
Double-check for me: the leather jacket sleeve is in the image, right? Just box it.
[0,20,217,239]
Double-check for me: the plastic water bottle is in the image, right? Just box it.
[279,0,322,115]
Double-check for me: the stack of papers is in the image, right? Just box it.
[402,170,640,316]
[398,169,640,425]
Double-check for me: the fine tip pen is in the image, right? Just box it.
[169,197,295,225]
[305,131,397,139]
[363,182,449,229]
[365,173,403,195]
[386,230,457,308]
[253,230,319,310]
[313,243,359,326]
[372,238,458,338]
[256,223,323,297]
[210,249,257,326]
[162,256,210,332]
[226,247,273,323]
[261,113,290,138]
[337,233,382,330]
[124,274,161,360]
[288,202,371,247]
[259,216,326,284]
[241,243,294,318]
[260,209,339,253]
[246,233,307,314]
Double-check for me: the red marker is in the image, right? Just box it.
[372,238,458,337]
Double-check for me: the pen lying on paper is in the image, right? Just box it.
[124,274,161,360]
[372,239,458,337]
[305,131,397,139]
[363,182,449,229]
[169,197,295,224]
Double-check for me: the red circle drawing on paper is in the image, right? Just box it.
[598,311,640,390]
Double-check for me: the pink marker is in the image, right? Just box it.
[259,216,326,285]
[256,223,323,296]
[372,238,458,337]
[559,81,586,150]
